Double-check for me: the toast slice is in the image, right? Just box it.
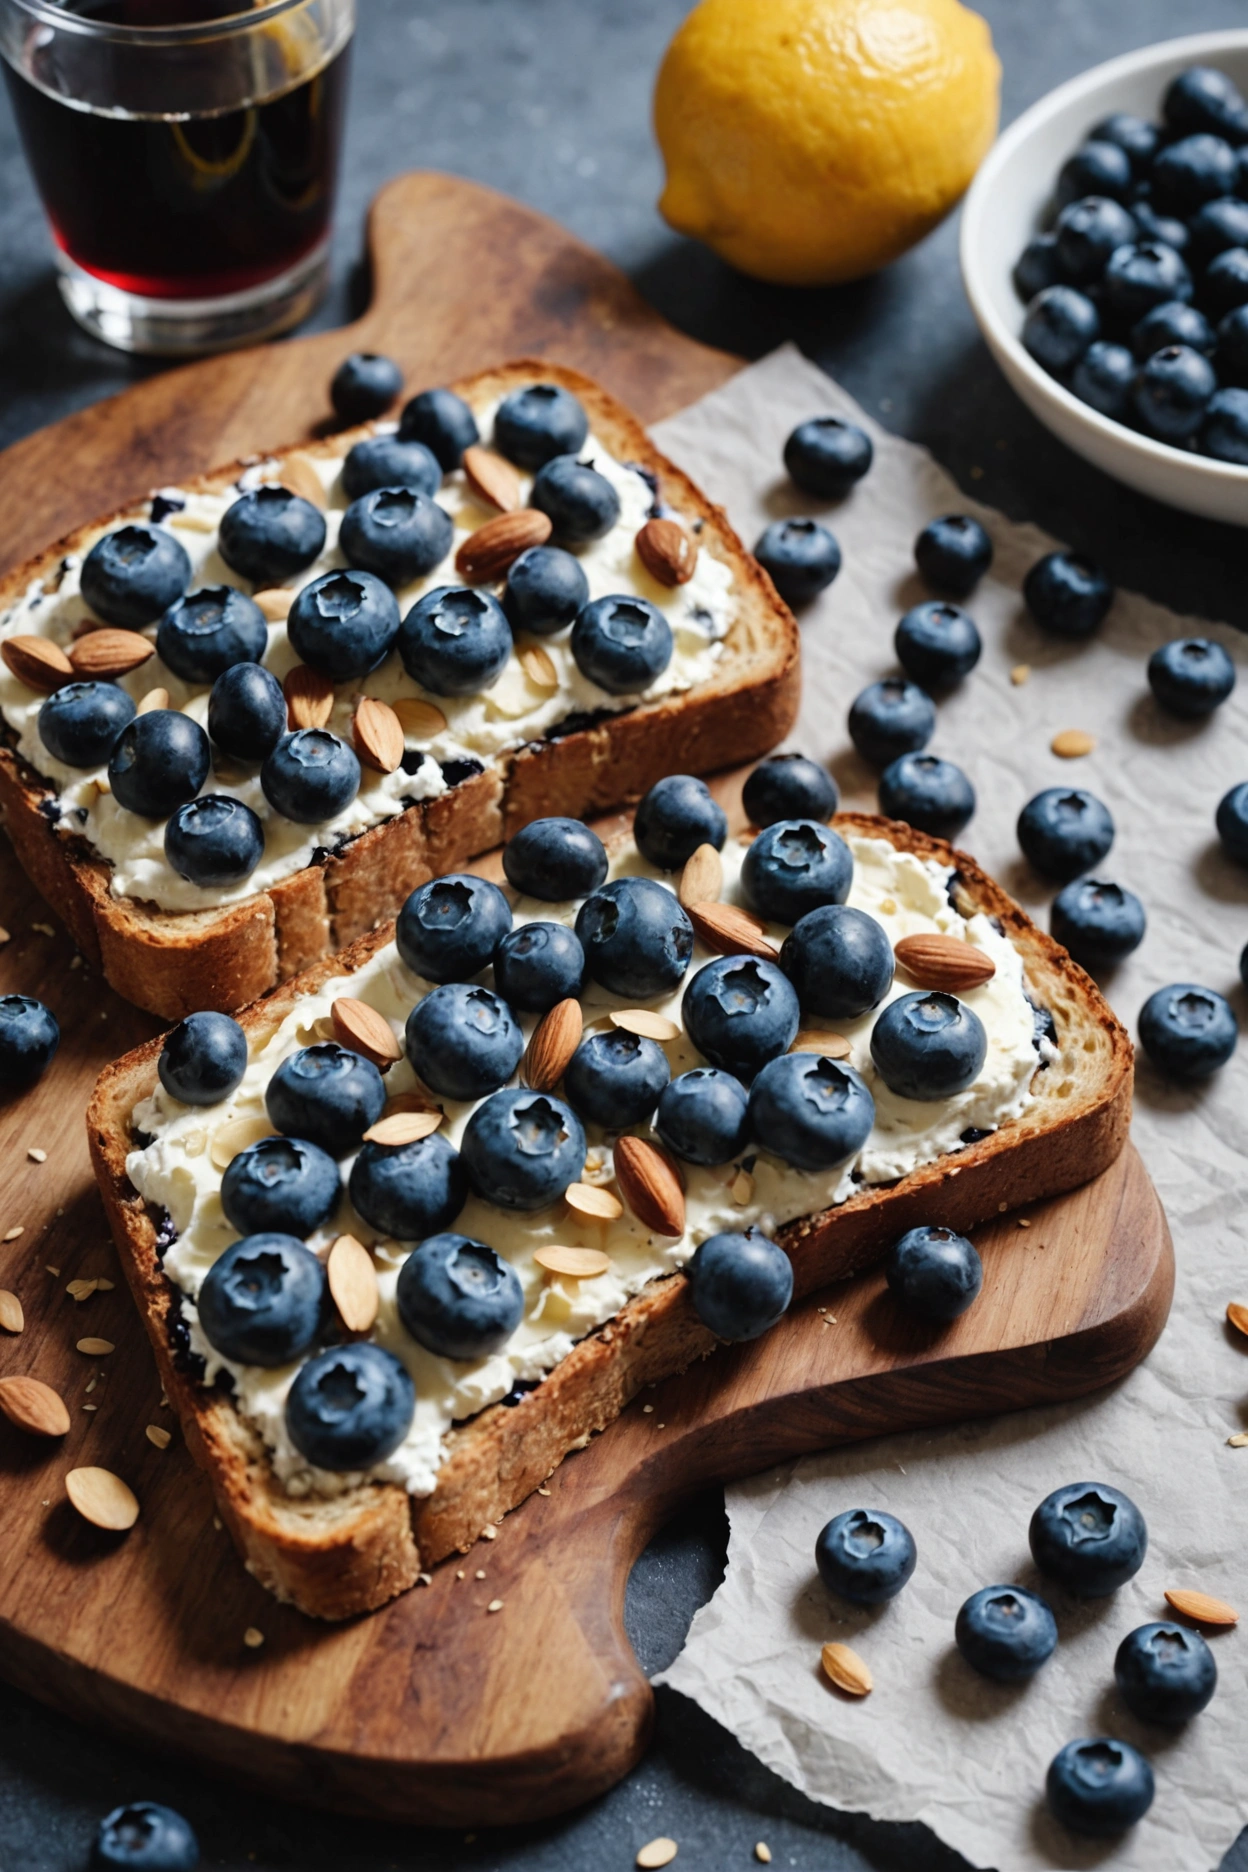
[1,360,798,1019]
[87,796,1133,1621]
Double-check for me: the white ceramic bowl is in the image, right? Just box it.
[960,29,1248,525]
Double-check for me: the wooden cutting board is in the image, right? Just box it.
[0,173,1172,1827]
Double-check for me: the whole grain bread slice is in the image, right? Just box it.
[1,359,799,1020]
[86,804,1133,1622]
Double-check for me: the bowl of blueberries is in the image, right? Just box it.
[960,30,1248,522]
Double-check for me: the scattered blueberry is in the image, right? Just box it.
[1013,232,1063,304]
[1018,787,1115,880]
[878,753,975,840]
[913,513,993,599]
[848,679,936,769]
[575,876,693,998]
[1139,982,1237,1077]
[459,1088,586,1209]
[340,487,454,587]
[287,569,400,682]
[1071,340,1137,420]
[1202,383,1248,459]
[80,524,191,629]
[494,384,589,470]
[1029,1480,1148,1596]
[38,680,135,769]
[349,1133,467,1242]
[1216,780,1248,862]
[1186,193,1248,262]
[341,434,441,502]
[1153,133,1239,216]
[886,1224,983,1320]
[197,1232,325,1367]
[405,983,524,1100]
[502,545,589,636]
[780,903,893,1020]
[683,956,800,1080]
[1101,242,1192,326]
[1090,110,1159,172]
[1115,1621,1217,1724]
[655,1067,751,1166]
[0,995,59,1090]
[397,386,479,470]
[753,517,841,605]
[634,773,728,871]
[815,1508,917,1605]
[206,661,286,761]
[530,454,621,543]
[261,729,360,825]
[1164,65,1248,142]
[1056,139,1133,207]
[571,593,673,694]
[747,1052,875,1171]
[564,1027,670,1127]
[1023,550,1114,638]
[1046,1739,1154,1837]
[742,819,854,922]
[894,601,982,687]
[396,1232,523,1360]
[742,754,838,828]
[503,816,608,900]
[265,1042,386,1157]
[956,1584,1058,1681]
[1134,342,1217,440]
[1022,285,1099,373]
[165,795,265,887]
[218,486,326,586]
[330,351,404,424]
[93,1800,200,1870]
[221,1135,341,1239]
[396,874,512,982]
[1131,298,1215,359]
[1054,195,1137,283]
[398,584,512,695]
[783,416,873,497]
[1147,635,1235,716]
[687,1228,793,1342]
[156,585,268,683]
[157,1010,246,1106]
[493,917,590,1013]
[1051,878,1145,969]
[285,1342,415,1471]
[108,710,211,818]
[871,991,987,1101]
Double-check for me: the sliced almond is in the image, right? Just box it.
[534,1245,611,1280]
[790,1029,851,1059]
[686,901,778,961]
[278,451,328,510]
[1164,1588,1239,1627]
[636,516,697,586]
[392,696,448,739]
[455,509,552,583]
[519,643,558,690]
[145,1423,172,1450]
[209,1116,275,1170]
[0,1291,23,1333]
[380,1087,442,1117]
[523,998,583,1092]
[636,1841,679,1871]
[69,628,155,680]
[614,1136,685,1237]
[1052,728,1096,759]
[1,634,74,692]
[462,445,521,514]
[362,1108,443,1146]
[565,1182,624,1222]
[893,934,995,992]
[76,1337,114,1356]
[327,1233,380,1334]
[821,1641,873,1696]
[331,996,402,1069]
[677,843,723,909]
[353,696,405,774]
[1226,1301,1248,1339]
[135,686,169,716]
[0,1375,70,1437]
[66,1466,139,1532]
[254,588,295,622]
[284,663,336,730]
[610,1009,681,1043]
[730,1170,754,1206]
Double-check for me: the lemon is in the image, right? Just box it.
[654,0,1000,286]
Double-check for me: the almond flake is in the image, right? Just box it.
[636,516,697,586]
[1,634,74,692]
[519,643,558,690]
[66,1466,138,1531]
[686,900,778,961]
[462,445,521,514]
[1164,1588,1239,1627]
[253,588,295,621]
[279,452,327,509]
[677,843,723,908]
[1228,1432,1248,1448]
[27,1147,46,1164]
[614,1136,685,1237]
[894,934,995,992]
[636,1839,678,1869]
[362,1108,443,1146]
[331,995,402,1069]
[243,1626,265,1648]
[790,1029,851,1059]
[821,1641,873,1696]
[168,510,216,532]
[283,663,336,730]
[135,686,170,716]
[4,1227,23,1242]
[0,1291,24,1333]
[145,1424,172,1450]
[0,1375,69,1437]
[610,1009,681,1043]
[456,509,552,583]
[534,1245,611,1280]
[565,1182,624,1222]
[209,1117,275,1170]
[486,1599,504,1614]
[0,928,9,944]
[76,1337,114,1356]
[66,1279,99,1302]
[327,1233,380,1334]
[69,628,155,681]
[730,1170,754,1206]
[96,1278,115,1291]
[523,998,582,1092]
[755,1847,772,1865]
[353,696,405,773]
[1226,1301,1248,1339]
[392,696,448,739]
[1051,728,1096,759]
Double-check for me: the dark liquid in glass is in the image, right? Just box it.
[2,0,349,298]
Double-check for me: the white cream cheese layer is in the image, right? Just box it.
[0,400,733,913]
[125,834,1046,1503]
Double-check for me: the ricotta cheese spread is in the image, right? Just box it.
[125,833,1049,1503]
[0,397,734,913]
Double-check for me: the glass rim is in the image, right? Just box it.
[3,0,319,48]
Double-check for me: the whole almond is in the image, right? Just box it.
[686,901,778,961]
[893,934,995,992]
[456,509,552,583]
[1226,1301,1248,1338]
[69,628,155,680]
[254,588,295,622]
[462,445,521,514]
[524,998,583,1092]
[565,1182,624,1222]
[331,996,402,1069]
[636,517,697,586]
[66,1466,139,1532]
[613,1136,685,1237]
[0,1375,70,1437]
[1164,1588,1239,1627]
[821,1641,873,1696]
[135,686,169,716]
[278,452,327,509]
[362,1108,443,1146]
[392,695,448,739]
[0,1291,24,1333]
[533,1245,611,1280]
[284,663,336,729]
[327,1234,379,1334]
[678,843,723,909]
[2,634,74,692]
[353,696,405,773]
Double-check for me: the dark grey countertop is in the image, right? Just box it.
[2,3,1247,1868]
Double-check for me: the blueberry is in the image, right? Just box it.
[1013,232,1064,303]
[1203,383,1248,461]
[406,983,523,1100]
[1208,248,1248,320]
[753,517,841,605]
[156,585,267,683]
[396,1232,523,1359]
[261,729,360,825]
[1071,340,1137,420]
[80,524,191,629]
[287,569,401,682]
[1188,194,1248,264]
[571,594,673,694]
[1133,343,1217,440]
[894,601,982,687]
[494,383,588,470]
[955,1585,1058,1681]
[341,435,441,502]
[655,1067,751,1166]
[815,1508,917,1605]
[913,513,994,597]
[1102,242,1192,325]
[1139,982,1237,1077]
[93,1800,200,1870]
[1131,200,1190,251]
[747,1052,875,1171]
[870,991,987,1100]
[687,1228,793,1342]
[1056,139,1133,207]
[1216,303,1248,382]
[1241,939,1248,991]
[1164,65,1248,142]
[634,774,728,871]
[265,1042,386,1157]
[1029,1480,1148,1595]
[1090,111,1159,173]
[398,585,512,695]
[1046,1739,1155,1836]
[1153,133,1239,214]
[575,876,693,998]
[221,1135,340,1238]
[1051,879,1145,968]
[501,545,589,636]
[493,921,586,1012]
[1022,285,1099,373]
[1018,787,1115,880]
[1023,550,1114,638]
[564,1028,670,1127]
[885,1223,983,1320]
[530,454,621,543]
[878,753,975,840]
[460,1088,586,1209]
[502,816,608,900]
[1115,1621,1217,1723]
[742,754,838,828]
[783,416,873,496]
[1054,196,1137,283]
[1148,636,1235,716]
[349,1132,467,1241]
[742,819,854,922]
[683,956,800,1080]
[340,487,454,587]
[780,904,893,1020]
[164,795,264,888]
[330,351,403,424]
[398,386,480,470]
[847,678,936,769]
[218,486,326,586]
[396,874,512,982]
[38,681,135,768]
[206,662,286,761]
[108,710,210,818]
[285,1342,415,1471]
[1131,298,1215,359]
[157,1010,246,1105]
[0,995,59,1090]
[1216,780,1248,861]
[197,1232,325,1367]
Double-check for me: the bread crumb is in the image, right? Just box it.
[643,1403,654,1413]
[417,1572,432,1586]
[27,1148,46,1164]
[487,1599,504,1614]
[5,1227,24,1242]
[243,1627,264,1649]
[1010,664,1031,686]
[480,1524,497,1541]
[1018,1217,1031,1229]
[537,1485,551,1496]
[475,1569,486,1580]
[31,922,55,937]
